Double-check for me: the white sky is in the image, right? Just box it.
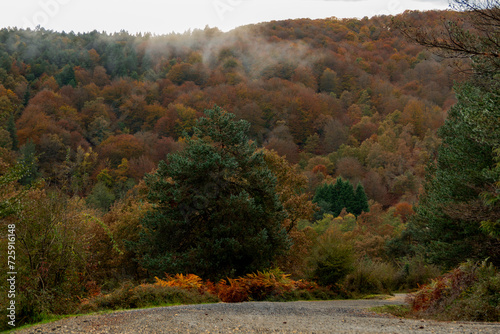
[1,0,451,34]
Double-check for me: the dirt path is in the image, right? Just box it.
[13,295,500,333]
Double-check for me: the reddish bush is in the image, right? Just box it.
[214,278,250,303]
[212,270,319,302]
[408,262,478,314]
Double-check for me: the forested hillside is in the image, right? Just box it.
[0,11,459,207]
[2,6,498,329]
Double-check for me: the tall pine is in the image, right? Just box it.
[353,183,369,215]
[400,84,500,268]
[135,106,290,280]
[7,114,18,151]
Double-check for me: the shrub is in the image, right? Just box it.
[409,261,478,314]
[0,190,97,330]
[307,227,355,286]
[154,273,204,291]
[214,278,250,303]
[408,260,500,322]
[448,269,500,321]
[78,281,217,313]
[212,269,327,303]
[79,269,330,312]
[313,249,354,286]
[343,260,398,295]
[394,257,441,291]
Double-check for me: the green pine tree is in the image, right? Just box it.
[312,183,333,220]
[329,177,345,216]
[7,114,18,151]
[313,177,366,219]
[353,183,369,215]
[135,106,290,280]
[396,83,500,268]
[18,139,39,186]
[333,177,355,216]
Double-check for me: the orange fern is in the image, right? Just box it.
[154,273,204,290]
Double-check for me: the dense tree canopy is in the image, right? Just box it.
[0,11,462,210]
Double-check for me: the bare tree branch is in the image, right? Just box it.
[393,1,500,77]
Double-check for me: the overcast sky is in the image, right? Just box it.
[1,0,451,34]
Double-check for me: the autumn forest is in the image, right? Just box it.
[1,1,500,328]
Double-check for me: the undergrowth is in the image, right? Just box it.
[342,258,440,296]
[210,269,342,302]
[77,269,342,315]
[77,281,217,313]
[407,260,500,322]
[4,267,421,331]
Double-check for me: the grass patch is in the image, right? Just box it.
[370,305,411,318]
[361,294,393,300]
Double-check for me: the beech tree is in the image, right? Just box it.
[135,106,290,280]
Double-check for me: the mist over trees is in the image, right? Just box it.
[0,11,459,207]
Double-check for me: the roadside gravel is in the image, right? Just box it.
[13,295,500,333]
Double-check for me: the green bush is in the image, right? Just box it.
[394,257,441,291]
[343,260,398,295]
[307,227,355,286]
[0,191,95,331]
[313,249,354,286]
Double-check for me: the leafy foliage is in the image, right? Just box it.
[307,227,355,286]
[0,10,457,206]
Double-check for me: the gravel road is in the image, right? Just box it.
[13,295,500,333]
